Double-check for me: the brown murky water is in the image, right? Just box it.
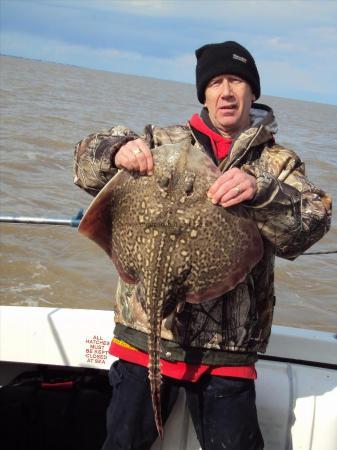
[0,55,336,332]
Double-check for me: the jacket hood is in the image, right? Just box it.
[232,103,277,151]
[250,103,278,135]
[218,103,277,171]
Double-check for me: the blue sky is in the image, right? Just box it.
[1,0,337,105]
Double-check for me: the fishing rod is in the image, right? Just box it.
[0,208,84,228]
[0,209,336,256]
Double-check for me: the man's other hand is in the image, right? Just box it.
[115,138,154,175]
[207,168,257,207]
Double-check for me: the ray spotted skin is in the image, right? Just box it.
[79,140,263,436]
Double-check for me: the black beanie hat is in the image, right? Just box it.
[195,41,260,103]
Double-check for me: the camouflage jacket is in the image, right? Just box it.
[74,103,331,365]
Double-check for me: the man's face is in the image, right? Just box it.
[204,74,256,137]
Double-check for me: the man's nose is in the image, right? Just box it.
[220,80,233,97]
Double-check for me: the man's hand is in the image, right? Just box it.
[115,138,154,175]
[207,168,257,207]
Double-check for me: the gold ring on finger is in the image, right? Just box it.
[233,186,241,195]
[133,148,142,156]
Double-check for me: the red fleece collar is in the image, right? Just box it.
[189,113,232,160]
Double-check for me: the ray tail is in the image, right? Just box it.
[144,231,172,439]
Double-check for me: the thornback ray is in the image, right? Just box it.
[78,139,263,438]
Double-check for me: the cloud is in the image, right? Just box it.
[89,0,174,16]
[1,0,199,58]
[266,37,295,50]
[1,30,141,64]
[70,0,337,25]
[261,60,335,95]
[0,30,194,82]
[1,0,337,104]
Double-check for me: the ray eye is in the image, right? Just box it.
[185,180,194,196]
[184,173,195,196]
[161,175,170,188]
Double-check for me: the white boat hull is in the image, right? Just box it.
[1,306,336,450]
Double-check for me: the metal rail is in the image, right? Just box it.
[0,208,84,228]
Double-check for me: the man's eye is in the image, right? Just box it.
[230,78,242,83]
[210,79,222,86]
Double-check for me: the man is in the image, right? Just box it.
[74,41,331,450]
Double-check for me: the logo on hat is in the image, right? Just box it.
[233,54,247,63]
